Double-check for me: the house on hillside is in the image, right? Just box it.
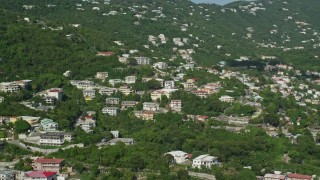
[40,119,58,131]
[143,102,159,111]
[106,98,120,105]
[99,88,117,95]
[32,158,65,172]
[125,76,136,84]
[165,151,190,164]
[24,171,57,180]
[170,100,182,112]
[83,89,95,100]
[121,101,138,109]
[107,138,135,145]
[192,154,218,169]
[102,107,119,116]
[39,132,65,146]
[96,72,109,80]
[219,95,234,103]
[0,82,20,92]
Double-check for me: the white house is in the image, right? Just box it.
[102,107,119,116]
[192,154,218,169]
[106,98,120,105]
[70,80,94,89]
[47,88,63,101]
[118,86,134,95]
[165,151,189,164]
[0,170,15,180]
[0,82,20,93]
[143,102,159,111]
[75,116,96,133]
[135,57,151,65]
[164,81,175,89]
[153,62,168,69]
[125,76,136,84]
[96,72,108,80]
[170,100,182,112]
[110,130,119,138]
[39,132,65,146]
[40,119,58,131]
[109,79,122,86]
[219,95,234,103]
[99,88,117,95]
[83,89,95,99]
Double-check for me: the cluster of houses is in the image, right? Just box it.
[261,173,314,180]
[0,157,68,180]
[0,80,32,93]
[165,150,219,169]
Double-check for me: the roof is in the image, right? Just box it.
[166,151,187,157]
[264,174,286,179]
[34,158,64,164]
[287,173,312,179]
[194,154,217,162]
[49,89,61,93]
[25,171,56,178]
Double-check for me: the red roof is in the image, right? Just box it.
[49,89,61,92]
[34,158,64,164]
[25,171,56,178]
[287,174,312,179]
[97,52,114,56]
[85,116,93,119]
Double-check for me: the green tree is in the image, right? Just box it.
[14,120,31,134]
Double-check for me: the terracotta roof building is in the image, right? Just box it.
[24,171,57,180]
[32,158,65,172]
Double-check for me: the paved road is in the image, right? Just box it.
[7,140,84,154]
[188,172,216,180]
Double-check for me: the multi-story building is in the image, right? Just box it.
[102,107,119,116]
[95,72,108,80]
[164,81,175,89]
[153,62,168,69]
[121,101,138,109]
[143,102,159,111]
[75,116,96,133]
[106,98,120,105]
[118,86,134,95]
[32,158,65,172]
[0,82,20,93]
[39,132,65,146]
[99,88,117,95]
[125,76,136,84]
[135,57,151,65]
[192,154,218,169]
[165,151,189,164]
[0,170,15,180]
[170,100,182,112]
[70,80,94,89]
[40,119,58,132]
[83,89,95,100]
[15,80,32,89]
[109,79,122,87]
[24,171,57,180]
[219,95,234,103]
[192,90,209,98]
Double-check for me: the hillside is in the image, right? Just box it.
[0,0,320,78]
